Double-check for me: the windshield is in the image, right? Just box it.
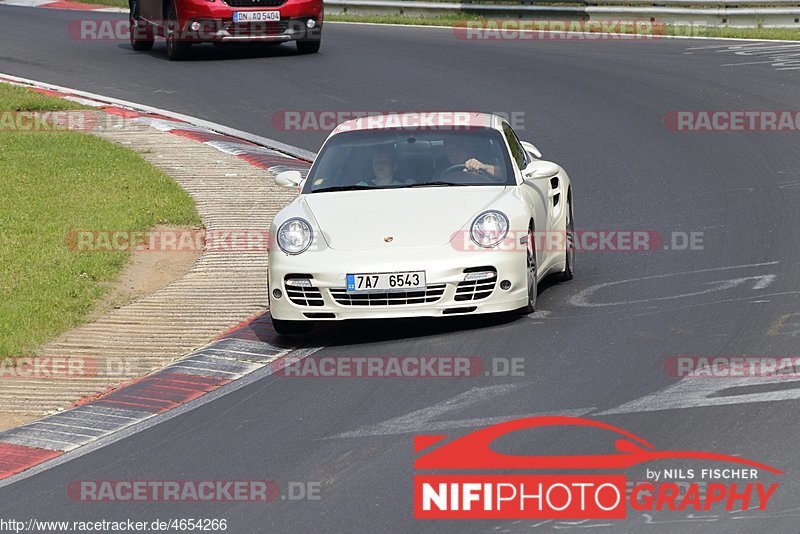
[303,128,515,193]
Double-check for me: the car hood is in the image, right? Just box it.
[303,186,508,250]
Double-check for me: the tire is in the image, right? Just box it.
[524,225,538,314]
[557,194,575,282]
[165,2,190,61]
[129,0,154,51]
[296,37,321,54]
[272,318,314,336]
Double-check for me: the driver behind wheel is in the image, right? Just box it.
[437,137,499,177]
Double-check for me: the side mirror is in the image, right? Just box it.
[523,160,560,180]
[520,141,542,159]
[275,170,303,187]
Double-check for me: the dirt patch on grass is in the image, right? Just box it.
[88,225,203,319]
[0,226,201,429]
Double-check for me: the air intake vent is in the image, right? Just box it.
[285,275,323,307]
[455,268,497,301]
[329,285,446,306]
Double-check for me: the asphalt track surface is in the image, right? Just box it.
[2,6,800,532]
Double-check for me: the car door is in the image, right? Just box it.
[500,121,549,272]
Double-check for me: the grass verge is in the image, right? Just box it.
[72,0,127,7]
[0,83,201,357]
[327,13,800,41]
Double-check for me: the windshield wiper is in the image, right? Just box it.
[312,185,375,193]
[403,181,464,188]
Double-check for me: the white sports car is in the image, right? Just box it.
[267,112,574,335]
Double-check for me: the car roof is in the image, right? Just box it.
[330,112,501,135]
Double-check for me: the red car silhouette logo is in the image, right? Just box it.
[414,416,782,473]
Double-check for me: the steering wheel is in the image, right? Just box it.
[438,164,490,179]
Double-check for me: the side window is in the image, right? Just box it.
[513,130,531,168]
[502,122,527,170]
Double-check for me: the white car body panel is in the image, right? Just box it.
[267,113,573,323]
[304,187,508,250]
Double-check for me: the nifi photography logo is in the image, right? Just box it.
[413,416,781,520]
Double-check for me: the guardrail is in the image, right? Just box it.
[325,0,800,28]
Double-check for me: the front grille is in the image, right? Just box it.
[455,271,497,301]
[223,21,289,36]
[285,276,324,307]
[329,285,446,306]
[286,286,324,306]
[224,0,286,7]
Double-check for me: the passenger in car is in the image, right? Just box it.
[357,146,411,187]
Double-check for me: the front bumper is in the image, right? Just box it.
[215,23,315,43]
[172,19,321,43]
[268,246,529,321]
[176,0,322,42]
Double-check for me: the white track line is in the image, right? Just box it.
[0,347,321,488]
[0,72,315,162]
[326,20,800,44]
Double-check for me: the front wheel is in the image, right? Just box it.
[272,318,314,336]
[557,195,574,282]
[165,2,190,60]
[524,226,538,314]
[129,0,154,51]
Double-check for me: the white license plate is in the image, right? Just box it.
[346,271,426,293]
[233,11,280,22]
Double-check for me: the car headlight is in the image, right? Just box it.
[277,218,313,254]
[471,210,509,248]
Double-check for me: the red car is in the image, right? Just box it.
[128,0,322,60]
